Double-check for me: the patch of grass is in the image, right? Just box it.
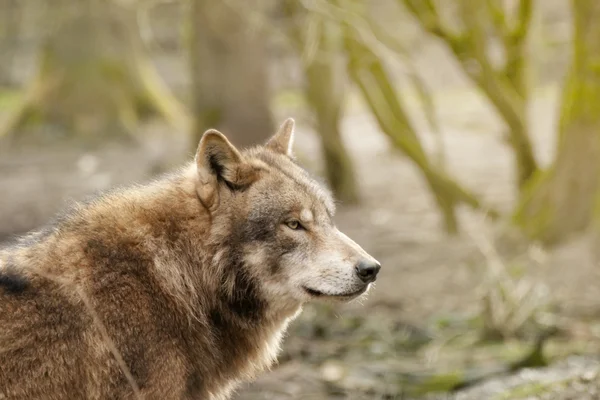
[464,222,555,341]
[405,370,466,396]
[494,379,570,400]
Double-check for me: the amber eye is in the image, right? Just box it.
[285,220,303,230]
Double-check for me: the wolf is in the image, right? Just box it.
[0,118,380,400]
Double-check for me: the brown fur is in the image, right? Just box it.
[0,119,380,400]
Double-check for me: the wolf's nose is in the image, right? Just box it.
[355,260,381,283]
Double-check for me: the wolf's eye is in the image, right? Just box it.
[285,220,303,230]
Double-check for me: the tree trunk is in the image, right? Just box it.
[306,55,359,203]
[0,0,187,144]
[0,0,20,87]
[515,0,600,245]
[189,0,274,149]
[283,2,359,203]
[343,27,496,233]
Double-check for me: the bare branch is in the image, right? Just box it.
[402,0,537,185]
[511,0,533,42]
[484,0,507,32]
[400,0,463,45]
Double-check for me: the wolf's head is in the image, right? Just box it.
[194,119,380,307]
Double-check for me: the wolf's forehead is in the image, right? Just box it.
[273,169,335,216]
[247,149,336,216]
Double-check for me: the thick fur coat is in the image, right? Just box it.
[0,119,380,399]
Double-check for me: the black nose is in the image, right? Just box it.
[355,260,381,283]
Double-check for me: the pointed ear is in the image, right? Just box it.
[195,130,258,210]
[266,118,295,156]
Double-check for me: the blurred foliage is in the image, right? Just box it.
[1,0,598,243]
[401,0,538,190]
[0,0,188,145]
[339,3,497,232]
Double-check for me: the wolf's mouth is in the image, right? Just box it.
[303,286,325,297]
[302,285,368,298]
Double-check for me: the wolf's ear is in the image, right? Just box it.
[266,118,295,157]
[195,130,258,209]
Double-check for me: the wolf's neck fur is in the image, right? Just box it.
[139,168,301,393]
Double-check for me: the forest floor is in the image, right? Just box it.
[1,82,600,399]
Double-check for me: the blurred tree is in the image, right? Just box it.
[401,0,538,191]
[283,1,359,203]
[0,0,20,87]
[342,16,495,233]
[189,0,274,149]
[0,0,188,142]
[515,0,600,245]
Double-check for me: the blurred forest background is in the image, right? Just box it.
[2,0,600,398]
